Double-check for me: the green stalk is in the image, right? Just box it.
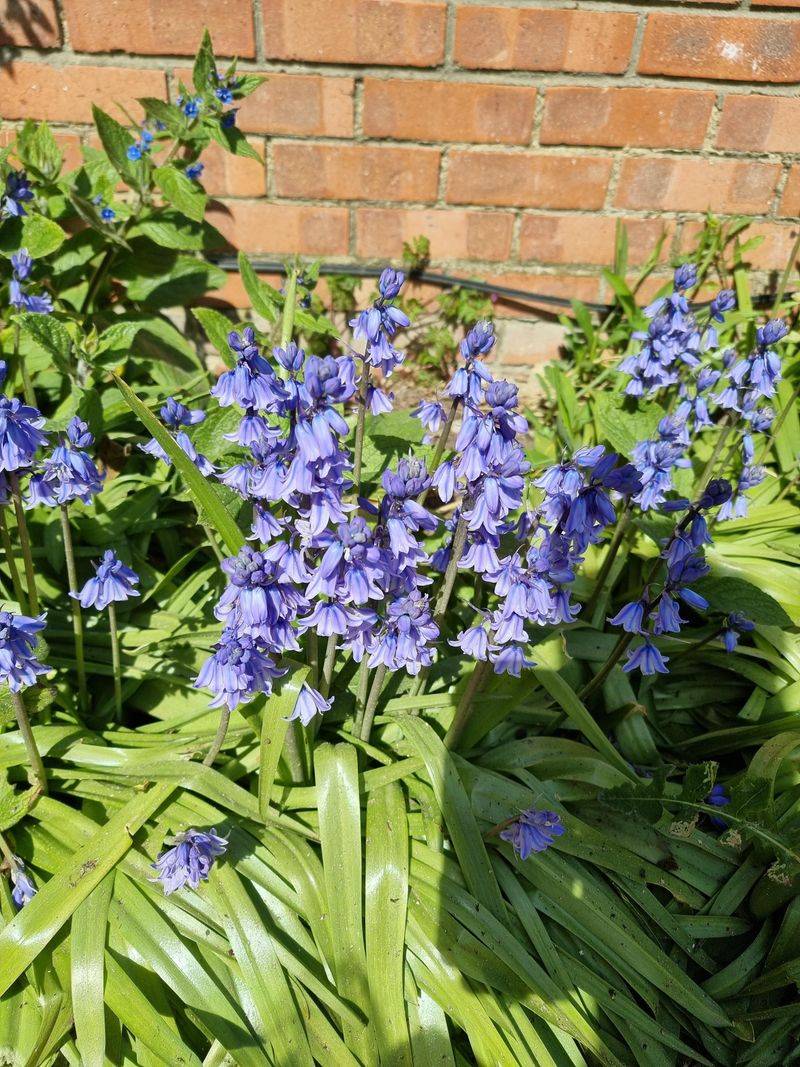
[203,707,231,767]
[11,690,47,796]
[282,723,308,784]
[697,414,734,493]
[352,362,370,491]
[353,657,371,736]
[433,514,469,626]
[14,323,36,409]
[445,659,490,750]
[319,635,338,700]
[306,630,319,690]
[59,504,88,713]
[416,397,459,503]
[280,268,298,350]
[359,663,387,742]
[201,521,225,564]
[585,504,632,619]
[107,602,123,722]
[0,506,26,607]
[9,474,38,614]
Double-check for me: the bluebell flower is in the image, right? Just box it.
[9,248,53,314]
[0,610,50,691]
[368,592,438,676]
[186,162,204,180]
[0,396,49,472]
[221,109,239,129]
[608,600,646,634]
[182,96,203,119]
[2,170,34,218]
[152,829,227,894]
[500,807,564,860]
[350,268,409,375]
[9,856,36,907]
[27,416,104,506]
[705,783,729,830]
[287,683,331,726]
[445,321,495,404]
[490,642,535,677]
[195,627,285,709]
[720,612,754,653]
[73,550,140,610]
[623,639,669,676]
[717,466,764,521]
[212,328,286,411]
[215,86,234,105]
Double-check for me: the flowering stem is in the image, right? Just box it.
[434,514,469,626]
[201,521,225,564]
[416,398,459,504]
[107,602,123,722]
[282,724,307,783]
[319,635,338,700]
[58,504,88,713]
[14,323,36,409]
[669,626,724,668]
[697,415,734,492]
[353,658,371,736]
[577,631,634,703]
[359,663,387,742]
[0,830,16,867]
[202,706,231,767]
[445,659,490,750]
[306,630,319,690]
[352,363,370,492]
[11,690,47,796]
[0,507,26,608]
[280,269,298,350]
[585,504,632,618]
[9,474,38,615]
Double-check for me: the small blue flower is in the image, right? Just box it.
[500,807,564,860]
[221,109,238,129]
[185,162,204,180]
[706,782,729,830]
[195,627,285,710]
[183,96,203,119]
[9,856,36,907]
[608,600,646,634]
[100,206,116,222]
[286,683,331,726]
[720,612,754,653]
[73,550,140,610]
[152,829,227,894]
[126,144,143,161]
[623,638,669,676]
[0,396,49,472]
[0,611,50,692]
[2,169,34,218]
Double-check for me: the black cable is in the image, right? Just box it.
[207,256,781,314]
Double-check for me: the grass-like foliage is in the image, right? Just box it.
[1,31,800,1067]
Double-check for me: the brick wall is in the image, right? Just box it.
[1,0,799,387]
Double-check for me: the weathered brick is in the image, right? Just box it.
[519,214,673,267]
[272,142,440,202]
[199,139,266,198]
[362,78,536,145]
[541,87,714,150]
[486,271,602,315]
[0,61,166,123]
[751,0,800,7]
[715,222,799,271]
[63,0,254,56]
[447,150,612,210]
[716,94,800,153]
[0,0,60,47]
[263,0,446,66]
[207,199,349,256]
[616,156,780,214]
[779,165,800,218]
[455,6,637,74]
[639,14,800,83]
[355,207,513,261]
[174,69,355,137]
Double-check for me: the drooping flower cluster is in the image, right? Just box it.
[0,610,50,692]
[1,169,33,218]
[9,855,37,907]
[0,395,49,473]
[9,249,52,315]
[126,125,155,162]
[73,549,140,610]
[28,416,103,506]
[140,396,213,475]
[152,828,228,894]
[350,268,410,378]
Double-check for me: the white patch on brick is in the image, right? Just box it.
[719,41,743,63]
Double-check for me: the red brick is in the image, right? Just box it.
[455,6,637,74]
[0,0,59,46]
[486,271,602,316]
[716,94,800,153]
[1,127,84,172]
[751,0,800,6]
[63,0,254,55]
[207,199,349,256]
[541,87,714,150]
[779,165,800,218]
[519,214,673,267]
[639,14,800,83]
[446,150,612,210]
[362,78,536,145]
[272,142,440,203]
[723,222,800,271]
[263,0,446,66]
[356,207,513,261]
[175,68,355,138]
[616,157,780,214]
[0,61,166,123]
[199,140,266,198]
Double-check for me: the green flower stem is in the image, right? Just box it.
[0,506,26,608]
[416,397,459,504]
[201,521,225,564]
[306,630,319,690]
[58,504,88,713]
[352,362,370,492]
[203,706,231,767]
[585,503,632,619]
[280,269,298,350]
[107,602,123,722]
[319,635,338,700]
[0,830,16,867]
[11,690,47,796]
[282,723,308,783]
[9,474,38,615]
[14,323,36,409]
[697,414,734,493]
[359,663,387,742]
[434,513,469,627]
[445,659,490,750]
[353,658,371,737]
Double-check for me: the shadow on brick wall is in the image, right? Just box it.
[0,0,58,65]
